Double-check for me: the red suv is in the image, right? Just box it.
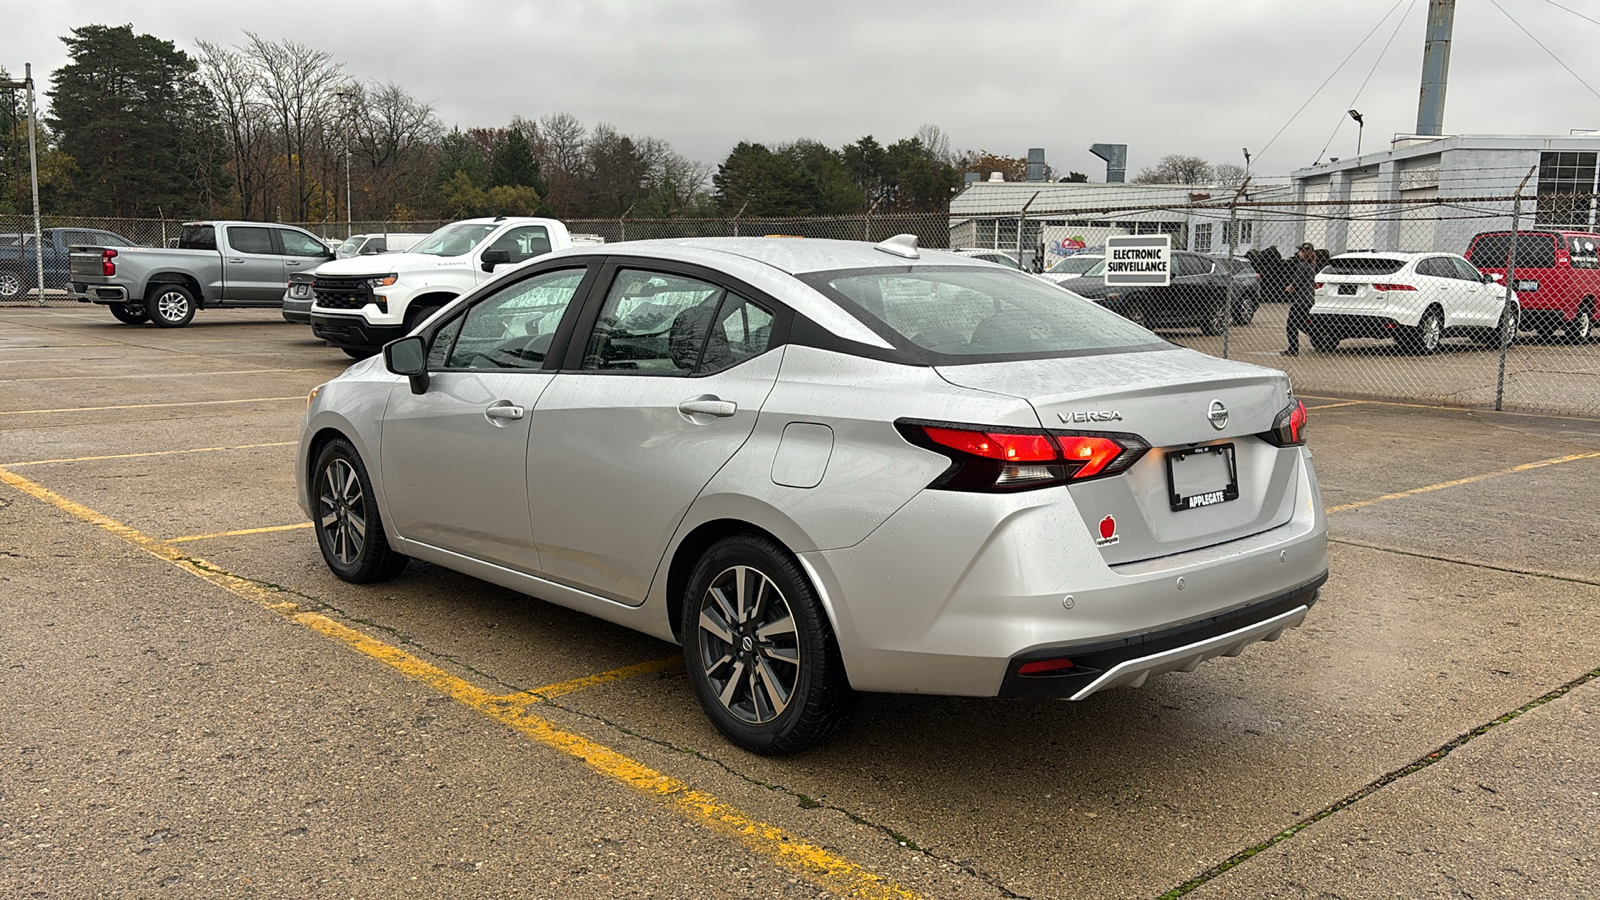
[1465,230,1597,342]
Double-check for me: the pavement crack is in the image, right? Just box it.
[1153,663,1600,899]
[1327,538,1600,587]
[536,695,1033,899]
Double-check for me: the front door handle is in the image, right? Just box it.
[227,258,244,264]
[485,403,525,420]
[678,398,737,418]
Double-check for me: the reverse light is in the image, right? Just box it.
[101,248,118,276]
[1261,399,1308,447]
[1372,283,1415,292]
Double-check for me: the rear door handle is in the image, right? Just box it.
[678,398,737,418]
[485,403,525,420]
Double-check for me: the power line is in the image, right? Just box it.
[1255,0,1412,166]
[1490,0,1600,101]
[1540,0,1600,28]
[1314,0,1419,164]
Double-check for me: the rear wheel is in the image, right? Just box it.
[1400,306,1443,355]
[681,533,855,755]
[1124,294,1152,329]
[312,438,408,583]
[1231,292,1258,326]
[1565,303,1593,344]
[0,271,22,299]
[1310,327,1341,353]
[109,303,148,325]
[1200,299,1227,335]
[145,284,196,328]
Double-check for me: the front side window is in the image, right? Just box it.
[803,265,1163,360]
[411,223,499,258]
[442,268,587,370]
[486,225,552,264]
[278,229,328,258]
[582,270,742,374]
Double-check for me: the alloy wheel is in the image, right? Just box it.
[695,565,800,725]
[318,458,367,567]
[0,273,20,298]
[1421,310,1443,352]
[156,289,190,322]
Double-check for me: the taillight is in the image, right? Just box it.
[1313,281,1323,290]
[1372,283,1415,292]
[898,421,1148,492]
[101,249,117,276]
[1261,399,1307,447]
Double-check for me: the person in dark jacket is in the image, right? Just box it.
[1281,243,1320,356]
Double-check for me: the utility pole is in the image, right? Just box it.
[0,65,44,306]
[1416,0,1455,136]
[335,87,354,238]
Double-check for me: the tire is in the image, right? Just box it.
[1200,298,1227,335]
[312,438,409,584]
[342,347,376,360]
[681,533,856,755]
[109,303,148,325]
[403,303,442,334]
[0,270,22,299]
[1232,293,1258,326]
[1124,294,1152,329]
[145,284,197,328]
[1400,306,1443,355]
[1479,305,1518,349]
[1565,303,1594,344]
[1310,327,1341,353]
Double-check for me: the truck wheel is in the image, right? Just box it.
[0,271,22,299]
[109,303,149,325]
[1565,303,1594,344]
[404,303,442,333]
[146,284,196,328]
[342,347,376,360]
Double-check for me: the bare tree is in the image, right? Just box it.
[1132,154,1213,185]
[195,39,275,217]
[1212,162,1247,187]
[244,33,344,220]
[915,124,954,166]
[351,81,441,217]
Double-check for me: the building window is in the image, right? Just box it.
[1193,223,1213,254]
[1222,220,1253,246]
[1535,151,1597,228]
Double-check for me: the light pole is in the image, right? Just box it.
[1348,109,1365,157]
[1,64,44,306]
[334,87,354,238]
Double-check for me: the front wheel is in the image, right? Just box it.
[312,438,409,583]
[1565,305,1594,344]
[109,303,148,325]
[0,270,23,299]
[1310,327,1341,353]
[1480,305,1518,348]
[145,284,197,328]
[341,347,376,360]
[681,534,855,755]
[1400,307,1443,355]
[1232,293,1258,326]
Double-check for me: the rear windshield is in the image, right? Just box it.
[799,265,1165,361]
[1047,255,1102,275]
[1324,257,1405,276]
[1467,233,1558,269]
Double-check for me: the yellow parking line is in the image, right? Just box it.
[0,396,303,416]
[0,465,922,900]
[0,367,325,384]
[1327,450,1600,513]
[166,522,312,543]
[4,441,296,467]
[1296,394,1600,424]
[491,656,683,706]
[1303,400,1366,410]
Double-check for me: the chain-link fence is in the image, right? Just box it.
[4,195,1598,418]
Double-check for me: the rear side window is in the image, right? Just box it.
[228,227,275,255]
[1173,254,1211,277]
[1325,257,1406,276]
[178,225,217,251]
[801,266,1163,360]
[1467,233,1557,269]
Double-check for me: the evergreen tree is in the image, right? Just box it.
[489,128,542,191]
[713,142,818,216]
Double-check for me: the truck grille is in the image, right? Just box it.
[313,276,372,310]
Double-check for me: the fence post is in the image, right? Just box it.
[1016,192,1039,271]
[1496,165,1535,412]
[732,201,748,238]
[1222,179,1249,360]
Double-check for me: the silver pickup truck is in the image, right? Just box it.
[70,221,334,327]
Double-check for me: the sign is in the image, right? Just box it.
[1104,235,1171,287]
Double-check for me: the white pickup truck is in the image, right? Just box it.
[308,217,582,357]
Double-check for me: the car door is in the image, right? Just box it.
[475,224,556,285]
[1446,256,1495,327]
[219,225,286,303]
[1160,253,1214,325]
[379,264,596,571]
[1412,257,1458,325]
[277,228,333,289]
[526,264,785,604]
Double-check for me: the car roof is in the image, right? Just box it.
[1329,251,1455,259]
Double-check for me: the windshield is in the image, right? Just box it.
[1081,258,1107,277]
[410,223,499,257]
[800,266,1165,361]
[337,237,363,257]
[1048,255,1102,275]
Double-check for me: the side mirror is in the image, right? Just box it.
[481,249,510,272]
[1488,272,1504,283]
[384,335,430,394]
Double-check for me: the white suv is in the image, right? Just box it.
[1310,251,1518,354]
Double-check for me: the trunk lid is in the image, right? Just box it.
[936,347,1303,564]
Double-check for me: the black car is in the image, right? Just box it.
[1065,251,1258,333]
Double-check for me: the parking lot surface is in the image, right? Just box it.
[3,306,1597,899]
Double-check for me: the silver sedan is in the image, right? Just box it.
[297,236,1328,754]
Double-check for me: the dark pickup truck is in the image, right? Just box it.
[0,228,138,300]
[70,221,334,327]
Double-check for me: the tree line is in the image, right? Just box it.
[3,24,1110,225]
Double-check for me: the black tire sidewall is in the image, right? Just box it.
[311,438,406,583]
[680,534,852,755]
[145,285,196,328]
[109,303,148,324]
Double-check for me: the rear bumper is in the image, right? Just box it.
[282,295,313,324]
[73,284,130,304]
[1308,310,1402,338]
[310,312,404,350]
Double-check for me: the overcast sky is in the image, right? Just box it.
[6,0,1600,181]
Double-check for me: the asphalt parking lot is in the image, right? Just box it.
[3,306,1597,899]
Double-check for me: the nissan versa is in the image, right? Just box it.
[296,235,1329,754]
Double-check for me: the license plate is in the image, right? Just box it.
[1516,280,1538,292]
[1337,283,1358,296]
[1166,443,1239,511]
[290,284,312,299]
